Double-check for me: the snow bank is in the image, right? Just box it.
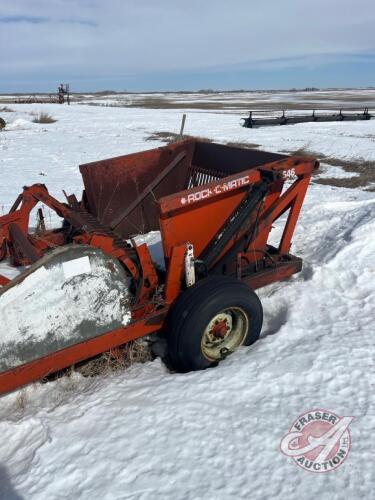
[0,188,373,500]
[4,118,34,131]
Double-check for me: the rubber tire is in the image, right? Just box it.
[166,276,263,372]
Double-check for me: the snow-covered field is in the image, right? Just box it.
[0,94,374,499]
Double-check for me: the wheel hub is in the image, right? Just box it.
[210,314,232,340]
[201,307,249,361]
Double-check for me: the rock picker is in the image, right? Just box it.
[0,139,318,395]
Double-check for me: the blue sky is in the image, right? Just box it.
[1,0,374,92]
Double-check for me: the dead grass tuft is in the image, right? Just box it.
[41,340,152,393]
[32,112,57,124]
[145,131,213,144]
[146,132,259,151]
[286,147,375,189]
[225,141,259,149]
[14,390,27,412]
[74,340,152,378]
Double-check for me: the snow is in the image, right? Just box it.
[133,231,165,269]
[0,261,23,281]
[317,164,360,180]
[0,246,131,372]
[0,93,374,499]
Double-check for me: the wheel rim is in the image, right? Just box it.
[201,307,249,361]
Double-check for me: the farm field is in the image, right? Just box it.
[0,90,374,499]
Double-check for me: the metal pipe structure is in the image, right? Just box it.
[242,108,373,128]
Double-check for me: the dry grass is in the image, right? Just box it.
[40,340,152,393]
[79,91,375,112]
[315,158,375,190]
[14,390,27,412]
[73,340,152,378]
[145,131,213,144]
[145,131,182,143]
[146,132,259,151]
[288,147,375,190]
[225,141,259,149]
[32,112,57,124]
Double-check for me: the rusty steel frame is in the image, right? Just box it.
[0,140,318,395]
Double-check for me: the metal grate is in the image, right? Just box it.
[186,165,227,189]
